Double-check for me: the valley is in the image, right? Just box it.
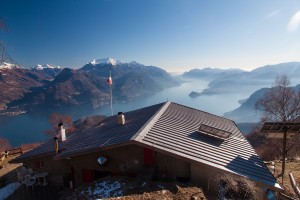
[1,60,300,147]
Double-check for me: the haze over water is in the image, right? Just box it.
[0,79,257,147]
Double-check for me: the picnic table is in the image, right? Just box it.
[34,172,49,186]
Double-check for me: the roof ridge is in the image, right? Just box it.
[170,101,235,123]
[131,101,171,142]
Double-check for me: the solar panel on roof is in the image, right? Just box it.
[260,122,300,133]
[198,124,232,140]
[260,122,300,138]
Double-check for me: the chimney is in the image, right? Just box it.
[117,112,125,125]
[58,121,66,141]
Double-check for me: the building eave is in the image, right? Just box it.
[54,141,134,160]
[10,151,56,163]
[131,140,283,192]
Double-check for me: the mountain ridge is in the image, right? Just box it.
[182,68,244,80]
[224,84,300,122]
[203,62,300,95]
[1,59,179,115]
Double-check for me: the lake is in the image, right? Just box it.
[0,79,257,147]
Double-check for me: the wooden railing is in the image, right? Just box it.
[6,147,23,156]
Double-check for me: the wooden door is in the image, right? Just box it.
[144,148,154,165]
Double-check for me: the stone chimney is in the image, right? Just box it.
[117,112,125,125]
[58,121,66,141]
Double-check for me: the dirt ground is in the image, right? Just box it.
[0,145,38,180]
[266,160,300,198]
[111,184,206,200]
[73,176,207,200]
[0,155,22,178]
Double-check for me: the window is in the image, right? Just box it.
[198,124,232,140]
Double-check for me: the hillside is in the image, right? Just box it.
[224,84,300,123]
[80,59,178,100]
[30,64,62,80]
[4,58,179,115]
[224,88,269,122]
[0,68,47,109]
[0,62,62,111]
[200,62,300,95]
[8,68,109,111]
[182,68,243,81]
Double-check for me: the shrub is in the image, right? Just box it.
[219,174,260,200]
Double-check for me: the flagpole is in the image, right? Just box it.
[110,70,113,116]
[110,84,113,116]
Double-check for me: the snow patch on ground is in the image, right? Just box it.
[0,182,21,200]
[75,180,123,199]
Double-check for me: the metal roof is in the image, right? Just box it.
[14,102,165,161]
[13,101,281,191]
[135,102,281,191]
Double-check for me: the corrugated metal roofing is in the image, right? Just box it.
[14,101,281,190]
[15,103,165,161]
[135,102,281,190]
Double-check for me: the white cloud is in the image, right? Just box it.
[265,10,280,19]
[287,11,300,32]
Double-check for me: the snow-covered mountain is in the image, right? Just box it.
[31,64,63,78]
[5,58,179,114]
[89,57,122,66]
[34,64,61,70]
[0,62,21,70]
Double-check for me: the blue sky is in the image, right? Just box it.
[1,0,300,72]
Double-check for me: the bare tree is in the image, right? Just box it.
[256,75,300,122]
[44,112,76,137]
[256,75,300,158]
[0,18,18,66]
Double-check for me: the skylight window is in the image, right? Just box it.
[198,124,232,140]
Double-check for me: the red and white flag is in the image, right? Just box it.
[107,71,112,85]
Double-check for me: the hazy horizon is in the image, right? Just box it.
[12,58,300,74]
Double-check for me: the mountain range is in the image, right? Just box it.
[184,62,300,95]
[1,58,179,115]
[182,62,300,122]
[224,84,300,122]
[182,67,244,81]
[0,62,61,111]
[2,59,300,120]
